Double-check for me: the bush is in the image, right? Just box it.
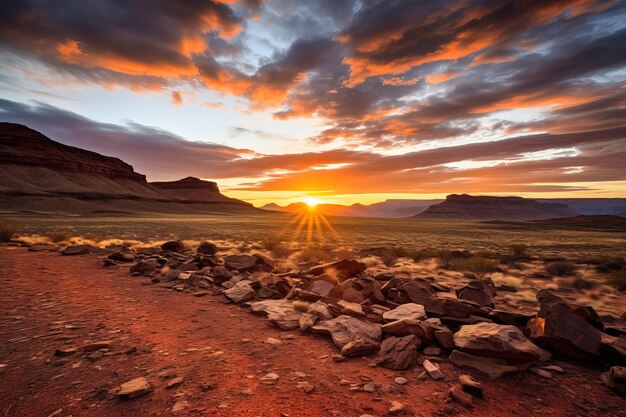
[608,269,626,291]
[455,256,498,277]
[595,256,625,273]
[0,221,18,242]
[545,261,577,277]
[260,234,292,259]
[509,244,529,257]
[46,231,72,243]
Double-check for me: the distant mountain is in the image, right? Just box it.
[486,215,626,232]
[537,198,626,215]
[261,199,443,217]
[0,123,257,215]
[415,194,576,220]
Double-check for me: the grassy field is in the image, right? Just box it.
[4,211,626,258]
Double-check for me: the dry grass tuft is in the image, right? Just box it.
[0,221,18,242]
[455,256,498,277]
[46,229,72,243]
[292,300,310,312]
[608,269,626,291]
[545,261,577,277]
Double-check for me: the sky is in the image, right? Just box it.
[0,0,625,207]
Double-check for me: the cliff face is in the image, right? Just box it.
[0,123,146,182]
[0,123,254,214]
[416,194,576,220]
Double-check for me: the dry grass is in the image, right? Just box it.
[455,256,498,277]
[607,269,626,291]
[46,229,72,243]
[508,243,529,256]
[0,221,18,242]
[545,261,578,277]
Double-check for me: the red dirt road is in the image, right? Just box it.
[0,247,624,417]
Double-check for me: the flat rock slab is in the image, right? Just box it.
[249,299,301,330]
[383,303,426,322]
[223,280,255,303]
[454,322,551,363]
[376,335,421,370]
[115,377,152,399]
[60,245,91,256]
[450,350,518,379]
[312,315,381,348]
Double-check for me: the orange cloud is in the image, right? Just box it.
[171,91,183,106]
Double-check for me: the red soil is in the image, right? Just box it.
[0,247,623,416]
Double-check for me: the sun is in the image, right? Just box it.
[302,196,321,207]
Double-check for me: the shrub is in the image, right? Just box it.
[379,246,411,267]
[260,234,292,259]
[0,221,18,242]
[545,261,577,277]
[608,269,626,291]
[595,256,625,273]
[46,229,72,243]
[455,256,498,277]
[509,244,529,257]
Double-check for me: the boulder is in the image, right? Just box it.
[382,319,436,343]
[108,251,136,262]
[601,366,626,395]
[299,313,318,332]
[307,301,334,320]
[489,309,534,326]
[536,290,604,330]
[341,336,381,357]
[339,277,384,304]
[312,315,381,349]
[454,322,550,364]
[383,303,426,322]
[456,279,496,307]
[527,300,625,363]
[197,242,217,255]
[449,350,517,379]
[303,278,340,298]
[306,259,366,280]
[161,240,185,252]
[224,254,273,273]
[376,335,421,370]
[61,245,91,256]
[130,259,158,276]
[249,299,301,330]
[212,266,233,283]
[383,278,433,304]
[223,281,255,304]
[425,296,473,319]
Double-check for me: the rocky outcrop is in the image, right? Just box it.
[0,123,255,214]
[416,194,576,220]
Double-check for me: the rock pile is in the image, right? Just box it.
[96,241,626,405]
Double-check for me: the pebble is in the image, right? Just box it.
[530,368,552,379]
[389,401,405,415]
[171,400,189,412]
[166,376,184,389]
[449,386,473,407]
[423,359,443,380]
[363,382,376,392]
[260,372,280,384]
[394,377,408,385]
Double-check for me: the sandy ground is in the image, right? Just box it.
[0,246,624,417]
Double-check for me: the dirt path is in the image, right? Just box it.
[0,247,624,417]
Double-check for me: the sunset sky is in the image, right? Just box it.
[0,0,625,206]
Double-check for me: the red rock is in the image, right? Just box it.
[376,335,421,370]
[306,259,366,279]
[449,386,473,407]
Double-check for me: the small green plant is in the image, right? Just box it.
[46,229,72,243]
[608,269,626,291]
[545,261,577,277]
[455,256,498,277]
[0,221,18,242]
[509,244,529,257]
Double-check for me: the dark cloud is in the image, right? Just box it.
[0,0,625,197]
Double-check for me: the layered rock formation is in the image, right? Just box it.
[416,194,576,220]
[0,123,255,214]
